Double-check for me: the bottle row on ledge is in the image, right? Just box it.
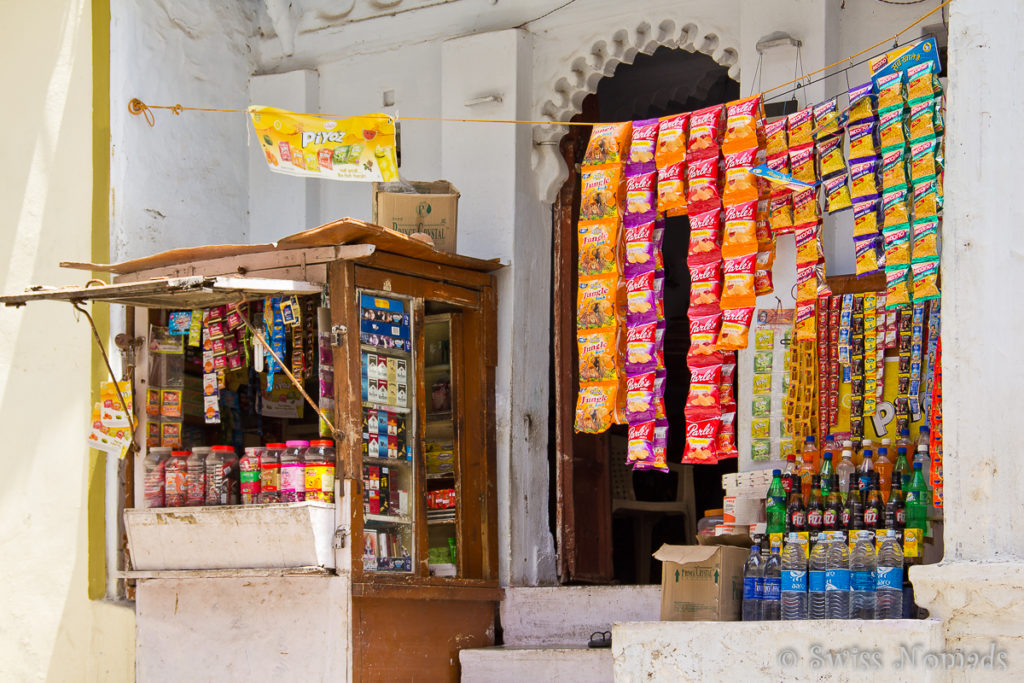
[743,528,906,622]
[142,440,336,508]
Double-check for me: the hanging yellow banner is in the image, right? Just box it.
[249,106,399,182]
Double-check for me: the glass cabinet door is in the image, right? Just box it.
[424,313,459,577]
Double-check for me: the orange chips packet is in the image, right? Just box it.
[723,147,762,205]
[721,252,757,309]
[583,122,631,168]
[574,382,617,433]
[576,276,618,330]
[655,112,689,169]
[717,306,755,350]
[577,327,619,383]
[656,161,687,217]
[723,95,763,154]
[577,221,619,277]
[722,200,758,259]
[579,166,624,222]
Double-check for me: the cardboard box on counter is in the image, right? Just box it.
[372,180,460,253]
[653,539,749,621]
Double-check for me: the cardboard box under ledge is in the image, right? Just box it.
[125,501,336,571]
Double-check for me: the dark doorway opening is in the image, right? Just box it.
[551,46,740,585]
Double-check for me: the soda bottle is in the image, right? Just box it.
[782,454,797,494]
[896,428,912,454]
[819,453,835,498]
[856,439,874,468]
[857,449,875,496]
[781,533,808,620]
[875,446,894,503]
[825,530,851,619]
[842,473,864,552]
[806,475,825,537]
[885,476,906,546]
[904,462,928,562]
[786,478,807,538]
[893,445,911,491]
[850,530,877,619]
[766,469,787,507]
[915,444,934,513]
[864,472,885,542]
[797,437,817,503]
[808,532,828,619]
[875,530,904,619]
[835,449,856,502]
[823,474,843,533]
[766,470,787,551]
[762,546,782,621]
[916,425,931,454]
[742,545,764,621]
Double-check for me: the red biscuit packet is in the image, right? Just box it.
[687,208,721,266]
[688,104,725,160]
[689,261,722,314]
[681,416,720,464]
[686,311,723,367]
[685,155,721,215]
[685,363,722,418]
[717,412,739,460]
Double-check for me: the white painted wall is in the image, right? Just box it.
[0,0,134,679]
[110,0,257,259]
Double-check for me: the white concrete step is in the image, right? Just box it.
[500,585,661,647]
[460,646,612,683]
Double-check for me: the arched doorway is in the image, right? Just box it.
[551,46,739,584]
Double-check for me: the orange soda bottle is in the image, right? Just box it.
[797,436,818,504]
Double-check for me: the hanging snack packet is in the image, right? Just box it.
[681,416,720,464]
[723,95,763,154]
[717,306,755,350]
[687,311,724,366]
[878,107,906,149]
[769,193,794,233]
[909,136,941,182]
[795,222,822,266]
[795,263,818,303]
[881,145,908,191]
[754,251,776,296]
[794,301,817,342]
[850,157,880,201]
[853,199,881,237]
[721,252,757,309]
[822,173,852,213]
[577,327,618,383]
[627,118,659,173]
[655,112,690,168]
[687,104,726,160]
[627,420,655,464]
[909,98,942,142]
[911,258,941,301]
[912,217,940,260]
[882,186,910,227]
[722,200,758,259]
[765,151,790,191]
[789,144,817,185]
[765,117,788,157]
[625,371,657,424]
[577,276,618,330]
[906,62,938,102]
[577,221,619,277]
[723,147,762,205]
[876,71,904,112]
[847,81,875,123]
[812,97,840,140]
[626,321,660,374]
[625,171,657,226]
[816,134,846,178]
[912,178,942,219]
[575,382,617,433]
[579,166,624,222]
[623,221,657,278]
[848,120,877,162]
[653,219,666,268]
[787,106,813,148]
[686,155,721,215]
[685,364,722,417]
[717,412,739,460]
[656,161,687,217]
[626,270,658,326]
[654,370,668,421]
[855,235,882,276]
[792,186,819,224]
[654,272,666,322]
[647,419,670,472]
[687,208,722,266]
[689,261,723,313]
[719,355,737,406]
[885,266,912,309]
[583,122,631,167]
[883,224,912,267]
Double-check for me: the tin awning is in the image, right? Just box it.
[0,275,322,308]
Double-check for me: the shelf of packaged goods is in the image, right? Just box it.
[361,402,411,414]
[363,456,413,468]
[364,513,414,525]
[360,343,411,359]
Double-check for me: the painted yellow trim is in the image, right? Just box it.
[88,0,111,602]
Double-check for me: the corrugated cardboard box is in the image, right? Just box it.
[653,543,748,621]
[372,180,460,253]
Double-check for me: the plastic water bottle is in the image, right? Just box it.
[850,530,877,619]
[825,532,851,619]
[876,531,904,619]
[762,546,782,621]
[781,533,808,620]
[808,533,828,619]
[742,545,764,621]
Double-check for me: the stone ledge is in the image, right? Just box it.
[912,561,1024,644]
[460,646,612,683]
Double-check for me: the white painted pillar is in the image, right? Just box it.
[912,0,1024,654]
[248,70,320,244]
[441,29,557,586]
